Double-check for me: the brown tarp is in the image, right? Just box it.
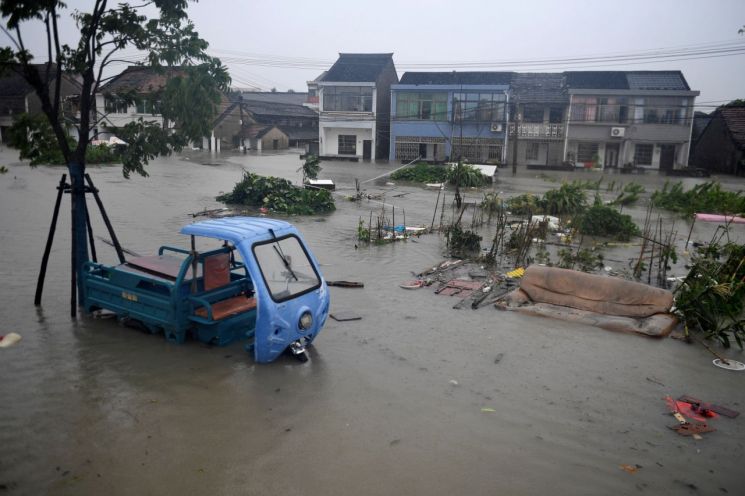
[496,267,677,338]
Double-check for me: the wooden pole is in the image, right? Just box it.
[430,185,442,231]
[85,202,97,263]
[35,174,66,306]
[85,174,125,263]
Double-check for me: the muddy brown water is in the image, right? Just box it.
[1,148,744,495]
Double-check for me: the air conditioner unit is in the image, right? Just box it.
[490,123,503,132]
[610,127,625,138]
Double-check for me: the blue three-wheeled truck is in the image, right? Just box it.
[82,217,329,363]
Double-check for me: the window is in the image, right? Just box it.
[597,97,627,123]
[338,135,356,155]
[549,107,564,124]
[323,86,373,112]
[642,97,680,125]
[135,97,160,115]
[522,105,544,123]
[634,144,653,165]
[252,235,321,303]
[576,143,599,162]
[453,92,506,122]
[571,96,597,122]
[104,95,128,114]
[525,142,539,160]
[397,92,448,120]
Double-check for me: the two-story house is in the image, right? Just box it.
[95,66,172,140]
[0,63,81,143]
[389,72,511,163]
[507,73,568,167]
[564,71,699,170]
[318,53,398,160]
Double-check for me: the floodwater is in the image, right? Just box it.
[1,148,744,496]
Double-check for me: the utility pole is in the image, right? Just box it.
[511,96,520,175]
[238,94,246,153]
[454,82,463,209]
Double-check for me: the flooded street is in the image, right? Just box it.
[1,148,745,495]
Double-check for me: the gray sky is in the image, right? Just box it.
[5,0,745,110]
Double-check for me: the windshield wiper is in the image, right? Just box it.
[269,229,298,281]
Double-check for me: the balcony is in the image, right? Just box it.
[508,123,564,140]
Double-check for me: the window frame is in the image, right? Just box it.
[338,134,357,155]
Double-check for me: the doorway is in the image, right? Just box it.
[605,143,620,168]
[363,140,372,160]
[660,144,675,170]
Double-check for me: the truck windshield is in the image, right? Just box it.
[253,235,321,302]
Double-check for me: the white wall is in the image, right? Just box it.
[320,122,375,159]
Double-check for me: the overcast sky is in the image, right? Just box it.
[5,0,745,110]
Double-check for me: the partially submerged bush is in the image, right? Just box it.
[675,243,745,348]
[611,182,645,207]
[543,182,588,216]
[446,163,488,187]
[390,162,448,183]
[651,181,745,217]
[217,171,335,215]
[506,193,544,215]
[446,225,482,255]
[577,203,639,241]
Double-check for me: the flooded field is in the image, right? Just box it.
[1,148,744,495]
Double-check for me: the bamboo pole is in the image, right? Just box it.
[35,174,66,306]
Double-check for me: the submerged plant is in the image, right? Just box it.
[651,181,745,217]
[674,242,745,348]
[446,225,482,255]
[446,163,488,188]
[390,162,448,183]
[217,171,335,215]
[577,203,640,241]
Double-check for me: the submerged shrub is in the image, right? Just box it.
[446,163,488,187]
[577,203,639,241]
[651,181,745,217]
[217,171,335,215]
[390,162,448,183]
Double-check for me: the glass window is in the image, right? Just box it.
[577,142,599,162]
[522,105,544,123]
[323,86,373,112]
[396,92,447,120]
[571,96,597,122]
[634,144,653,165]
[104,95,128,114]
[453,92,505,122]
[338,135,356,155]
[525,142,539,160]
[549,107,564,124]
[253,235,321,303]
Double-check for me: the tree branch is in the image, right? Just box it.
[51,6,63,121]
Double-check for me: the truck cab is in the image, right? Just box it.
[83,217,329,363]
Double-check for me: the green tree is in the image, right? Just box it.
[0,0,230,309]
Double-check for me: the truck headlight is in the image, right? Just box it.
[299,311,313,331]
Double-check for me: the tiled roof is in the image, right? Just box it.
[239,91,308,105]
[691,111,712,141]
[719,107,745,149]
[626,71,690,90]
[509,73,567,103]
[100,66,178,93]
[242,100,317,118]
[246,124,285,140]
[565,71,630,90]
[399,71,513,86]
[0,63,71,96]
[323,53,394,82]
[279,126,318,141]
[565,70,690,91]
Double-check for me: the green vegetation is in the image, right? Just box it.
[506,193,543,215]
[445,225,482,255]
[577,203,640,241]
[675,242,745,348]
[651,181,745,217]
[543,182,588,216]
[0,165,7,174]
[446,163,488,187]
[611,182,645,207]
[390,162,447,183]
[7,114,121,165]
[557,247,605,272]
[217,172,335,215]
[300,155,321,182]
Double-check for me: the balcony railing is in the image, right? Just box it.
[508,123,564,139]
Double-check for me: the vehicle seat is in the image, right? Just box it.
[204,252,230,291]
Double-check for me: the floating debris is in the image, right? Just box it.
[0,332,21,348]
